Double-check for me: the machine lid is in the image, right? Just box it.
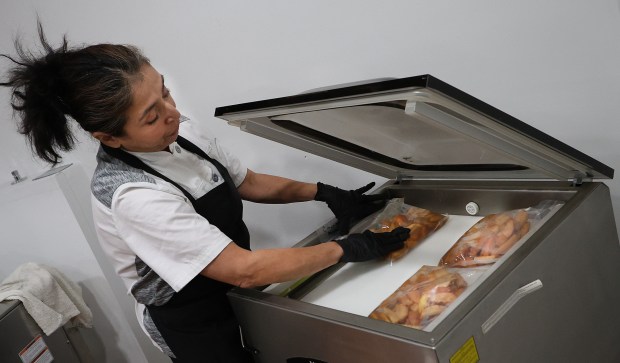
[214,75,613,182]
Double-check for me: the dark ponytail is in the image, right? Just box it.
[1,22,150,164]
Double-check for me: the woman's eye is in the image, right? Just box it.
[147,116,158,125]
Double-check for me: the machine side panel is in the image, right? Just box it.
[437,184,620,362]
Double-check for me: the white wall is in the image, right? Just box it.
[1,0,620,361]
[0,167,154,362]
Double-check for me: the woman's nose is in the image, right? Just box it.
[164,103,181,123]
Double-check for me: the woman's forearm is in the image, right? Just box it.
[202,241,343,288]
[238,169,318,203]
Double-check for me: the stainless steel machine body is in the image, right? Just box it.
[214,75,620,363]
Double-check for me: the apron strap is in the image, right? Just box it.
[175,136,240,197]
[101,143,197,203]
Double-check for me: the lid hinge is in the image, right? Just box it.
[571,171,592,186]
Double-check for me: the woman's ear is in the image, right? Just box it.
[92,132,122,148]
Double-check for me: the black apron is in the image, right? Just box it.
[102,136,253,363]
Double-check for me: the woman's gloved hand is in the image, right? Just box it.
[315,182,388,235]
[335,227,410,263]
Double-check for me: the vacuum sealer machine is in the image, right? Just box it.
[214,75,620,363]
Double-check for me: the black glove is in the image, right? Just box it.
[315,182,388,235]
[335,227,410,263]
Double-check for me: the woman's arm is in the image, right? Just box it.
[201,241,343,288]
[201,227,410,288]
[237,169,317,203]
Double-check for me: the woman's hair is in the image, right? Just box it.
[0,22,150,164]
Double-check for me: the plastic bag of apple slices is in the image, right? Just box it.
[368,265,483,329]
[367,198,448,262]
[438,200,563,267]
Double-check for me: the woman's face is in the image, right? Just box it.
[110,63,181,152]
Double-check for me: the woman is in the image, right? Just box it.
[1,26,409,362]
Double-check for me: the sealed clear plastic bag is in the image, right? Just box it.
[438,200,563,267]
[368,265,484,329]
[367,198,448,262]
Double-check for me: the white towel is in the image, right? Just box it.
[0,262,93,335]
